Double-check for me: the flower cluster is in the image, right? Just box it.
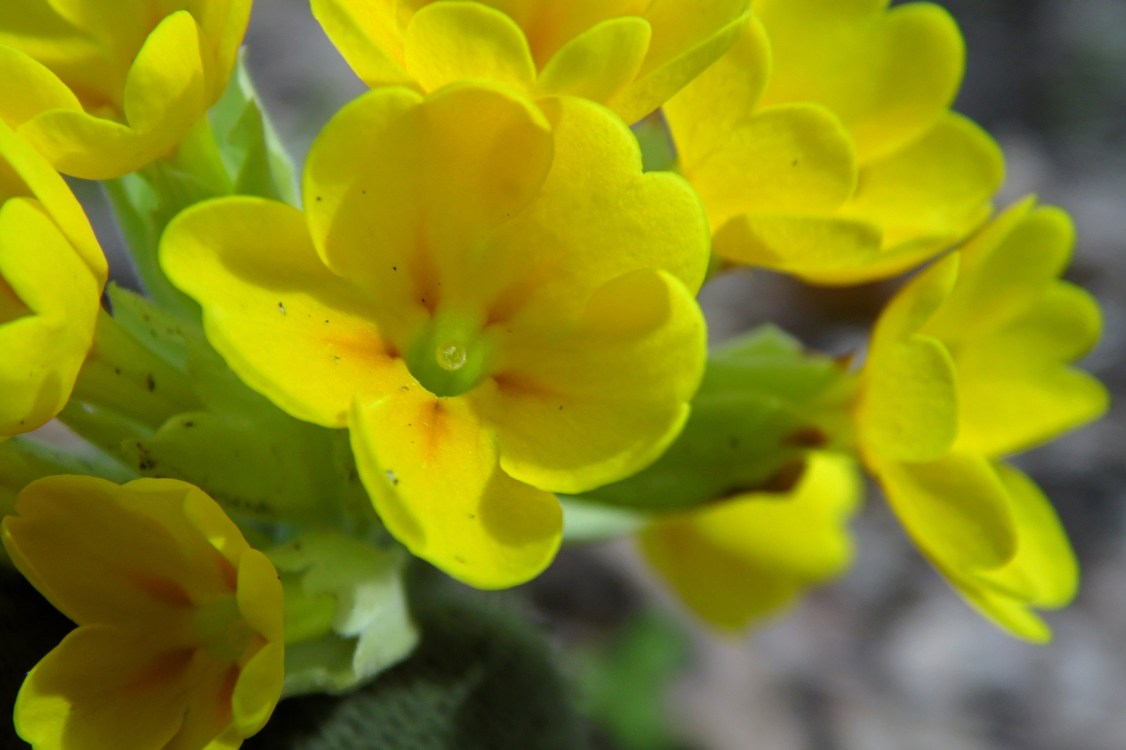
[0,0,1107,746]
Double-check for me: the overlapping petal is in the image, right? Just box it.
[640,453,860,630]
[855,199,1106,640]
[312,0,749,122]
[2,476,284,749]
[0,0,251,178]
[665,4,1003,284]
[0,124,106,438]
[163,83,710,588]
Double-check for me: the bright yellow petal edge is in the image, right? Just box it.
[857,199,1107,641]
[2,475,284,749]
[311,0,749,122]
[161,82,711,589]
[0,123,106,438]
[0,1,251,179]
[666,3,1004,284]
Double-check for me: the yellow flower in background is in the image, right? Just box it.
[0,123,106,438]
[2,476,284,749]
[161,83,709,589]
[664,0,1004,284]
[312,0,749,123]
[855,199,1108,642]
[0,0,252,179]
[640,452,860,630]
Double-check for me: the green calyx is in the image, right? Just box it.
[404,311,493,398]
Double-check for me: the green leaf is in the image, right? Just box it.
[211,50,299,205]
[580,325,858,511]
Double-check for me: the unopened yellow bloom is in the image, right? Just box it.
[312,0,749,123]
[855,199,1107,641]
[0,123,106,438]
[2,476,284,749]
[640,452,860,630]
[161,83,709,589]
[665,0,1004,284]
[0,0,252,179]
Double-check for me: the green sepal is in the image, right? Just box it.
[579,325,858,511]
[270,531,419,697]
[210,50,299,205]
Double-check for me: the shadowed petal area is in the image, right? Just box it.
[877,452,1017,575]
[303,83,554,322]
[404,3,537,93]
[480,269,706,494]
[14,625,195,750]
[756,0,964,162]
[640,454,861,630]
[161,197,402,428]
[942,464,1078,643]
[350,387,562,590]
[0,198,102,436]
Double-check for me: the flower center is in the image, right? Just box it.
[193,595,255,663]
[405,313,492,397]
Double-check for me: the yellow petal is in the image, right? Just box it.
[640,453,861,630]
[614,0,748,123]
[161,197,402,428]
[479,269,705,494]
[858,335,958,463]
[0,44,82,127]
[954,282,1107,456]
[757,0,964,162]
[0,198,102,436]
[841,112,1004,251]
[663,16,771,164]
[190,0,254,102]
[924,202,1073,345]
[236,549,286,645]
[0,121,106,275]
[877,451,1017,573]
[17,11,209,179]
[2,476,228,624]
[15,625,193,750]
[350,387,562,589]
[680,103,856,231]
[939,464,1078,643]
[303,83,554,324]
[870,251,958,350]
[536,16,651,104]
[711,213,883,281]
[311,0,417,88]
[403,2,536,93]
[480,95,709,324]
[230,641,284,737]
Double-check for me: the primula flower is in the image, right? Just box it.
[0,122,106,438]
[2,475,284,749]
[855,199,1108,641]
[640,452,860,630]
[0,0,252,179]
[664,0,1004,284]
[161,83,709,588]
[311,0,749,123]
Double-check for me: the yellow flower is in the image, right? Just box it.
[161,83,709,589]
[0,0,252,179]
[855,199,1108,641]
[664,1,1004,284]
[0,122,106,438]
[640,452,860,630]
[311,0,749,123]
[2,475,284,749]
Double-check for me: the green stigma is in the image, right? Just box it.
[406,314,492,397]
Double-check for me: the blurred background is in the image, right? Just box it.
[5,1,1124,748]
